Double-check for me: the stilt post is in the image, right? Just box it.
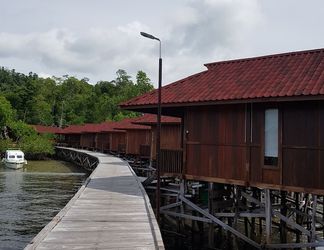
[265,189,272,244]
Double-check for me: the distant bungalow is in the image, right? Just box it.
[40,114,181,161]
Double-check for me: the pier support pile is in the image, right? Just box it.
[142,176,324,249]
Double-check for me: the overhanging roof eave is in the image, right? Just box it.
[121,94,324,111]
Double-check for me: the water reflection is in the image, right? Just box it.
[0,160,88,250]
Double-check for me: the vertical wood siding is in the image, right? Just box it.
[281,101,323,190]
[183,100,324,194]
[111,132,126,152]
[126,130,151,155]
[185,105,247,181]
[97,132,110,151]
[151,125,182,159]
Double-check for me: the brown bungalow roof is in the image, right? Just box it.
[60,118,150,135]
[99,121,126,133]
[79,123,101,133]
[61,124,85,134]
[112,117,151,130]
[32,125,63,134]
[120,48,324,108]
[132,113,181,126]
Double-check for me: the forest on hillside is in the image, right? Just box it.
[0,67,154,126]
[0,67,154,156]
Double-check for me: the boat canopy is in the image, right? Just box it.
[5,150,25,159]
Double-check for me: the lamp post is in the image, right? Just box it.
[140,32,162,222]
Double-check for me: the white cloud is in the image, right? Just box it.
[0,0,323,87]
[165,0,262,57]
[0,23,151,81]
[156,0,263,84]
[0,0,264,86]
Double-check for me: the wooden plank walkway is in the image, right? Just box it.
[25,148,164,250]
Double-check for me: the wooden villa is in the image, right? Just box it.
[112,118,151,156]
[97,121,127,154]
[132,114,182,172]
[132,114,182,156]
[79,123,103,150]
[95,122,120,153]
[58,124,84,148]
[120,48,324,196]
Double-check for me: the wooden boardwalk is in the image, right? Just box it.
[25,148,164,250]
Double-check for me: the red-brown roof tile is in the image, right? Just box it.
[112,117,151,130]
[98,121,126,133]
[132,113,181,125]
[120,48,324,108]
[32,125,63,134]
[61,124,85,134]
[81,123,105,133]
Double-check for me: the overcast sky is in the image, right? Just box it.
[0,0,323,86]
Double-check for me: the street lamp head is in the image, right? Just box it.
[140,32,160,41]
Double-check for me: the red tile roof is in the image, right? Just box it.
[32,125,63,134]
[61,124,85,134]
[120,48,324,108]
[60,118,150,135]
[81,123,105,133]
[99,121,126,133]
[112,117,151,130]
[132,114,181,125]
[61,122,118,134]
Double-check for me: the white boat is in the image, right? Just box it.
[2,149,27,169]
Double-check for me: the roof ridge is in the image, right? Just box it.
[204,48,324,68]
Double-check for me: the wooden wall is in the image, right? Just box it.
[80,133,96,149]
[110,132,126,152]
[183,101,324,194]
[65,134,81,148]
[97,132,110,151]
[151,124,182,159]
[126,130,151,155]
[184,104,247,183]
[281,101,324,191]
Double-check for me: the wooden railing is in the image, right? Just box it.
[160,149,183,174]
[140,144,151,159]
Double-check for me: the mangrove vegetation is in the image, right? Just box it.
[0,67,154,157]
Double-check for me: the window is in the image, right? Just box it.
[264,109,278,166]
[9,155,15,159]
[17,155,22,159]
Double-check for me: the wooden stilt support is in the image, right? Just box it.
[177,180,185,248]
[233,186,240,250]
[311,194,317,244]
[323,196,324,238]
[258,189,263,237]
[295,193,301,244]
[265,189,272,244]
[280,191,287,244]
[251,188,257,241]
[179,195,261,249]
[208,182,215,248]
[242,187,249,243]
[227,216,233,250]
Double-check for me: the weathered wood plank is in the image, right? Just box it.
[25,147,164,250]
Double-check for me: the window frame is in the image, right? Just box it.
[262,106,281,169]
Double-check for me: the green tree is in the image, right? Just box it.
[136,70,154,94]
[0,94,54,157]
[0,95,15,127]
[0,67,154,126]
